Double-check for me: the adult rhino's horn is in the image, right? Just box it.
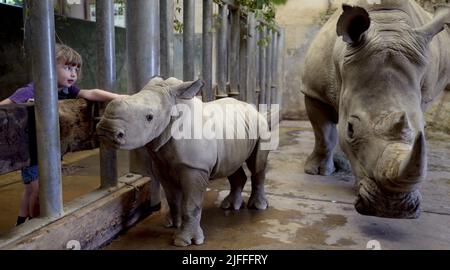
[415,5,450,41]
[398,132,427,180]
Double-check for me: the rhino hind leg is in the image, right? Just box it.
[221,167,247,210]
[304,96,338,176]
[246,142,269,210]
[173,168,209,247]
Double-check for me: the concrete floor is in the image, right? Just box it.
[1,121,449,249]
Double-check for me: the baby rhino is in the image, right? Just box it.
[97,77,270,246]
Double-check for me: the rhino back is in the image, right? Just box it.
[153,97,264,180]
[301,10,342,109]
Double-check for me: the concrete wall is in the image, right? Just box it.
[275,0,449,120]
[275,0,335,120]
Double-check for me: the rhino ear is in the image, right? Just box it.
[414,5,450,42]
[337,4,371,45]
[170,79,204,100]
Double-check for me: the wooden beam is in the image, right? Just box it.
[0,175,156,250]
[0,99,99,175]
[0,103,32,174]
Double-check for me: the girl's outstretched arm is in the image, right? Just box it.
[77,89,128,102]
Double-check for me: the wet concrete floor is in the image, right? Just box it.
[1,121,449,249]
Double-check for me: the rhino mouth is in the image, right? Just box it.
[96,125,126,149]
[355,178,421,219]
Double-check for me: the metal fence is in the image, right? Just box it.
[22,0,284,220]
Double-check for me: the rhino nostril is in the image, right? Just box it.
[117,131,125,139]
[347,122,354,139]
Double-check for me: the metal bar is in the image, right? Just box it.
[84,0,90,20]
[216,3,228,99]
[265,27,273,110]
[126,0,161,208]
[271,29,278,107]
[23,0,33,82]
[202,0,214,101]
[183,0,195,81]
[126,0,160,90]
[254,27,260,106]
[277,28,285,106]
[245,12,256,105]
[258,24,266,106]
[238,17,247,102]
[220,0,280,32]
[96,0,118,188]
[27,0,63,217]
[160,0,174,78]
[58,0,65,16]
[228,6,240,97]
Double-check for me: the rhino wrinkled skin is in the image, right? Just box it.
[97,77,270,246]
[302,0,450,218]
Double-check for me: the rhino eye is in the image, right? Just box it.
[146,114,153,122]
[347,122,354,139]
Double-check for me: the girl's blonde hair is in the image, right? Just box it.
[55,44,83,78]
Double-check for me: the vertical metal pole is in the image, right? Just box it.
[160,0,174,78]
[254,27,260,106]
[23,0,33,83]
[84,0,91,21]
[236,16,247,101]
[277,28,285,107]
[96,0,118,188]
[28,0,63,217]
[265,27,273,110]
[228,6,240,97]
[258,24,266,106]
[216,3,228,99]
[126,0,160,90]
[58,0,65,16]
[126,0,161,208]
[183,0,195,81]
[238,17,247,102]
[271,29,278,107]
[202,0,214,101]
[245,13,256,105]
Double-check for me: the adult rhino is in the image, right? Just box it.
[302,0,450,219]
[96,77,270,246]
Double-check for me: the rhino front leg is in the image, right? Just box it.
[147,159,182,228]
[304,96,338,176]
[173,169,209,247]
[220,167,247,210]
[159,179,182,228]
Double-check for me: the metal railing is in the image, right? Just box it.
[21,0,285,220]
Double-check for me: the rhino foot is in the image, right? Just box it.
[173,227,204,247]
[220,194,244,210]
[304,152,335,176]
[164,213,181,228]
[247,194,268,210]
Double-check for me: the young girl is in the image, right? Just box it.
[0,44,127,226]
